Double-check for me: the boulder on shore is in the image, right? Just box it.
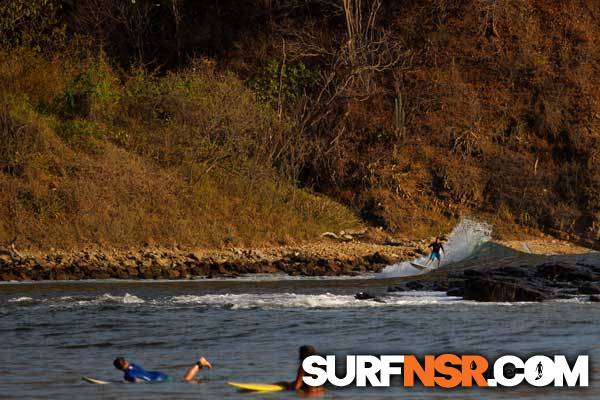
[463,277,549,302]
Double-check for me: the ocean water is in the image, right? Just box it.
[0,278,598,399]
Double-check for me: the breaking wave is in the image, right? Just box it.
[378,218,492,277]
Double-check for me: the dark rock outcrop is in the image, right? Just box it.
[355,292,385,303]
[446,286,464,297]
[578,282,600,295]
[463,277,549,302]
[387,280,447,293]
[534,262,595,282]
[386,259,600,303]
[455,262,599,302]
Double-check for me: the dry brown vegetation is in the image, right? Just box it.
[1,0,600,249]
[0,49,357,249]
[250,0,600,241]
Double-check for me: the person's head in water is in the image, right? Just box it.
[299,345,316,362]
[113,357,129,371]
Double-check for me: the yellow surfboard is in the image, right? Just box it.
[227,382,286,392]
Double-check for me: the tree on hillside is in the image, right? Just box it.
[0,0,66,51]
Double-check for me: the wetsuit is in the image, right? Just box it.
[123,363,170,383]
[428,242,444,261]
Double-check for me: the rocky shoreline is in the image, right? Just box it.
[0,236,426,281]
[2,233,598,304]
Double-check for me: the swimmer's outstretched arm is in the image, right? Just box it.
[183,356,212,381]
[292,366,304,390]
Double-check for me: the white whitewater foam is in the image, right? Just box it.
[378,218,492,278]
[6,291,560,309]
[168,292,461,309]
[170,293,357,309]
[102,293,145,304]
[72,293,145,306]
[5,293,143,307]
[8,296,34,303]
[5,292,461,309]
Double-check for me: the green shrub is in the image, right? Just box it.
[247,60,320,110]
[55,54,121,121]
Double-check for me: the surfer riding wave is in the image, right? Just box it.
[424,236,446,269]
[379,219,491,277]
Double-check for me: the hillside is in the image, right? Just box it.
[0,51,357,249]
[1,0,599,249]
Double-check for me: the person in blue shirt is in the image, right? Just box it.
[113,356,212,383]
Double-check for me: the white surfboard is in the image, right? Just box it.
[409,262,429,270]
[82,376,112,385]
